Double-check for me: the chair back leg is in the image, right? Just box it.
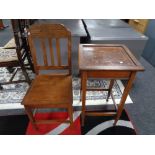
[20,62,31,85]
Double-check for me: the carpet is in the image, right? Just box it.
[25,110,136,135]
[0,108,136,135]
[0,67,132,111]
[26,111,81,135]
[0,114,29,135]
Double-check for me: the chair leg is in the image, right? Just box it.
[68,105,73,125]
[24,106,38,130]
[106,79,114,102]
[20,64,31,85]
[7,67,15,73]
[23,43,35,73]
[26,53,35,73]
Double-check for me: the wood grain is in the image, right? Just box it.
[23,24,73,129]
[79,44,144,126]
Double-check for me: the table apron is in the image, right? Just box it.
[82,70,132,79]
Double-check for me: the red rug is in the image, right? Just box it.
[26,111,81,135]
[26,110,136,135]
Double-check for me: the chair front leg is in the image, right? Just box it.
[24,106,38,130]
[68,104,73,125]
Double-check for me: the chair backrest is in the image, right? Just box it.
[11,19,27,66]
[11,20,23,50]
[28,24,72,75]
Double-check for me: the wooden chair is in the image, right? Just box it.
[11,19,34,72]
[0,20,31,89]
[22,24,73,130]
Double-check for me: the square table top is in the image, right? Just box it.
[79,44,144,71]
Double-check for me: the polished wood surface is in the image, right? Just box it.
[23,75,72,107]
[79,44,144,126]
[22,24,73,129]
[79,44,144,71]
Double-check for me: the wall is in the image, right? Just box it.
[142,20,155,67]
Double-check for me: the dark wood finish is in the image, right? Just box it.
[79,44,144,126]
[0,20,32,89]
[3,20,34,70]
[79,44,144,71]
[11,20,31,84]
[86,112,117,116]
[22,24,73,129]
[87,71,131,78]
[13,19,34,72]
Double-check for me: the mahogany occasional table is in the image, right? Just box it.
[79,44,144,126]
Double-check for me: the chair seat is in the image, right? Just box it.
[0,48,17,62]
[22,75,73,108]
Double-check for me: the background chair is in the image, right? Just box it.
[0,20,32,89]
[22,24,73,129]
[4,20,34,71]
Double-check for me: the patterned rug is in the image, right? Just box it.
[0,67,133,110]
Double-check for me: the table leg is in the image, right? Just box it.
[114,72,136,126]
[80,72,83,102]
[106,79,115,102]
[81,72,87,126]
